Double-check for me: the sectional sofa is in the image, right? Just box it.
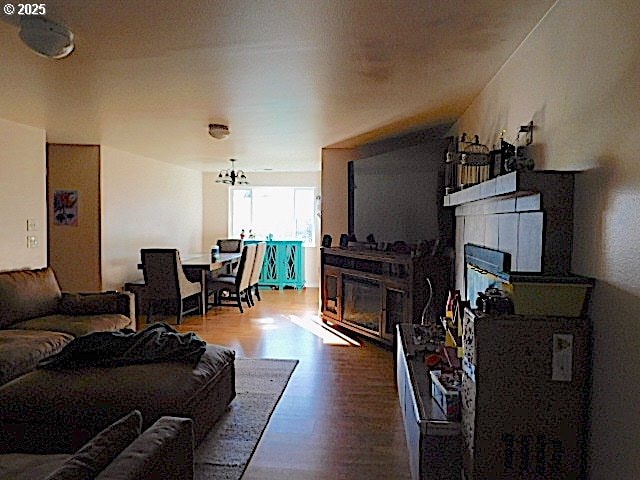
[0,410,194,479]
[0,266,236,467]
[0,267,135,387]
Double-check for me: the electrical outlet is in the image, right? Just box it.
[26,236,38,248]
[26,219,37,231]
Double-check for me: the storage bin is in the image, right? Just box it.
[430,370,461,420]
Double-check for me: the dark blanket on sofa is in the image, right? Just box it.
[39,322,206,369]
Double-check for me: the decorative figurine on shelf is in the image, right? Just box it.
[240,229,245,239]
[503,122,535,173]
[339,234,349,248]
[504,143,535,172]
[390,241,411,254]
[460,134,490,188]
[501,139,517,173]
[444,136,458,195]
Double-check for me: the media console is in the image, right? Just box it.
[320,247,450,345]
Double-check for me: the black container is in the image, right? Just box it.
[475,287,515,315]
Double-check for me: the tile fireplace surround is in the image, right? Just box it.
[445,171,576,294]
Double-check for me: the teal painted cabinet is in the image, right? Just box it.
[245,240,305,289]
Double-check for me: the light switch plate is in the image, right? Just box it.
[26,236,38,248]
[27,219,37,231]
[552,333,573,382]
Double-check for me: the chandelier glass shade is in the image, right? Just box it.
[216,159,249,186]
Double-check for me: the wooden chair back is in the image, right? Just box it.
[237,244,257,292]
[217,239,244,253]
[249,242,267,287]
[140,248,202,323]
[141,248,182,300]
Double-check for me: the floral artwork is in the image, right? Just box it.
[53,190,78,226]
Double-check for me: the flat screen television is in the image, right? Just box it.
[348,141,446,245]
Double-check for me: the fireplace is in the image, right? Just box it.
[464,243,593,317]
[342,275,381,334]
[320,247,450,345]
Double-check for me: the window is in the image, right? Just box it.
[231,187,316,246]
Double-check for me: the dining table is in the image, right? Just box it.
[181,252,242,310]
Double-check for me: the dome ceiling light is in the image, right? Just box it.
[208,123,230,140]
[19,17,75,59]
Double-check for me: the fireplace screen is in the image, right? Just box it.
[342,275,381,333]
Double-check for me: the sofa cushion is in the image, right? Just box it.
[43,410,142,480]
[59,293,129,316]
[0,267,61,328]
[13,314,133,338]
[0,452,70,480]
[0,344,235,450]
[0,329,73,385]
[96,416,194,480]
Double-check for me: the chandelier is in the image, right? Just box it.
[216,159,249,186]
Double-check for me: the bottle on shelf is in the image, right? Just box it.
[445,290,454,320]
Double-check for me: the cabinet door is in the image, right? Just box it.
[261,243,279,285]
[280,241,305,289]
[382,286,409,341]
[282,242,299,283]
[322,266,341,321]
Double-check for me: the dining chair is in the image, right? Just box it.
[248,241,267,305]
[207,243,256,313]
[216,239,244,274]
[140,248,202,324]
[216,239,244,253]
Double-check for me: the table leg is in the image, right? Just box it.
[200,270,208,313]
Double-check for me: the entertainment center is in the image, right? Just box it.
[320,247,450,345]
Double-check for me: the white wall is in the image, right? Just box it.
[452,1,640,478]
[101,146,203,291]
[202,170,321,287]
[0,119,47,270]
[321,148,357,243]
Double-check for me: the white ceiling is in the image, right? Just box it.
[0,0,555,172]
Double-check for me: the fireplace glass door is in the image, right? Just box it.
[342,275,381,334]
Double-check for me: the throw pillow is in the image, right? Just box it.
[58,293,120,315]
[44,410,142,480]
[0,267,61,328]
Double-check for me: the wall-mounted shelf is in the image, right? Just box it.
[443,170,575,207]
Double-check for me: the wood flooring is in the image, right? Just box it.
[173,287,412,480]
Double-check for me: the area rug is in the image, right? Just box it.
[194,358,299,480]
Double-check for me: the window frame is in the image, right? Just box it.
[230,185,317,247]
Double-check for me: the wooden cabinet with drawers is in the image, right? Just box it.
[321,247,450,345]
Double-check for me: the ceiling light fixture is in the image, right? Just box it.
[216,159,249,186]
[208,123,230,140]
[19,17,75,59]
